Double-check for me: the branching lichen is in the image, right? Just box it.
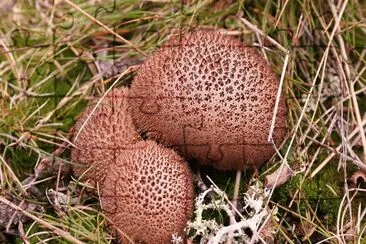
[187,181,278,244]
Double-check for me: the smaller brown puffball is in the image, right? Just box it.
[101,140,194,244]
[71,87,141,188]
[71,87,194,243]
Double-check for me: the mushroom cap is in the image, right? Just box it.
[71,87,141,187]
[129,30,287,170]
[101,140,194,244]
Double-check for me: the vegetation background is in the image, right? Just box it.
[0,0,365,243]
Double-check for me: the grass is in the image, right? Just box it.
[0,0,365,243]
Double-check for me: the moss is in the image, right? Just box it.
[274,163,342,228]
[0,45,92,177]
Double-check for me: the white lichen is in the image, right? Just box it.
[187,181,277,244]
[171,233,183,244]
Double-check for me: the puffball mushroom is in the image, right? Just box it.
[71,87,141,187]
[101,140,194,244]
[129,30,287,170]
[71,87,194,243]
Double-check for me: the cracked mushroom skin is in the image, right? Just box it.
[101,140,194,244]
[71,87,141,188]
[129,30,287,170]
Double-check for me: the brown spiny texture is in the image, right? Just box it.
[101,140,194,244]
[129,30,287,170]
[71,87,141,187]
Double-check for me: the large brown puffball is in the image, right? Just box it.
[101,140,194,244]
[129,30,287,170]
[71,87,141,187]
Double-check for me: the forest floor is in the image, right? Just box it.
[0,0,365,243]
